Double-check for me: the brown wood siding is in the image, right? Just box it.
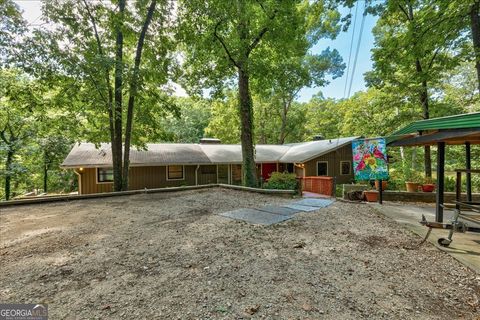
[303,144,354,184]
[76,144,354,194]
[231,164,242,185]
[78,165,197,194]
[218,165,229,184]
[78,168,113,194]
[198,165,217,185]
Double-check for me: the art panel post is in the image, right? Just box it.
[352,138,389,181]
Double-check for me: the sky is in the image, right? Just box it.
[298,6,378,102]
[14,0,378,102]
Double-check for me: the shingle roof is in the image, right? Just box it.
[279,137,358,163]
[199,144,291,164]
[61,137,359,168]
[61,143,212,168]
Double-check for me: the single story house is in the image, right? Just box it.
[61,136,359,194]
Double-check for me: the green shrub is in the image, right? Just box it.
[386,178,405,191]
[444,176,456,192]
[264,172,298,191]
[443,174,480,193]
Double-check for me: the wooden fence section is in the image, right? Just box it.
[301,176,334,196]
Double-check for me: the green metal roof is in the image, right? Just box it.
[393,112,480,135]
[387,112,480,144]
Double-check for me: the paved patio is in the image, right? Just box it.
[370,202,480,274]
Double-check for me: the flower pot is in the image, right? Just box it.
[375,180,388,191]
[405,182,420,192]
[421,184,435,192]
[363,190,378,202]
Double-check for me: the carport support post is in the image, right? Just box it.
[436,142,445,223]
[466,142,472,202]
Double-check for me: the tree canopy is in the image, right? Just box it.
[0,0,479,199]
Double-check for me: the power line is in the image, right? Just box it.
[343,2,359,99]
[347,1,367,98]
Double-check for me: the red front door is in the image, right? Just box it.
[262,163,277,181]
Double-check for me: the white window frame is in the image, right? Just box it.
[340,161,351,176]
[316,161,329,176]
[96,167,114,184]
[166,165,185,181]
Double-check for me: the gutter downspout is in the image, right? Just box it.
[73,169,82,195]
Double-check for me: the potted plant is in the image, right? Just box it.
[374,180,388,191]
[403,165,421,192]
[421,177,436,192]
[363,190,378,202]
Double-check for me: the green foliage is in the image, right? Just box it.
[159,97,211,143]
[38,0,177,148]
[0,69,78,199]
[444,174,480,193]
[263,172,298,191]
[2,0,479,199]
[205,91,309,144]
[0,0,26,67]
[204,92,241,144]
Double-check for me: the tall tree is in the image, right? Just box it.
[258,50,344,144]
[177,0,334,187]
[0,0,26,67]
[42,0,174,191]
[0,70,41,200]
[368,0,464,178]
[470,0,480,90]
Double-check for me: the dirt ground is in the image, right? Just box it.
[1,188,479,319]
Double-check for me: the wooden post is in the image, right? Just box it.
[378,179,383,204]
[436,142,445,223]
[466,142,472,202]
[456,171,462,211]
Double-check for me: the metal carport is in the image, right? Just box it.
[387,112,480,223]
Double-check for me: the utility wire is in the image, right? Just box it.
[343,2,358,99]
[347,1,367,98]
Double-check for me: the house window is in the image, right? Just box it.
[316,161,328,176]
[340,161,351,175]
[167,165,184,180]
[97,168,113,183]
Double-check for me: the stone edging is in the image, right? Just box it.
[0,184,296,207]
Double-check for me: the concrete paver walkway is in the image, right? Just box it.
[217,198,334,225]
[370,202,480,274]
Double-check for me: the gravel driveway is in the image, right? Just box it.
[0,188,479,319]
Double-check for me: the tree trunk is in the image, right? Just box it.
[43,151,48,194]
[257,103,267,144]
[82,0,116,164]
[415,58,432,178]
[278,98,291,145]
[471,1,480,92]
[122,0,157,191]
[4,149,13,201]
[238,67,257,187]
[112,0,126,191]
